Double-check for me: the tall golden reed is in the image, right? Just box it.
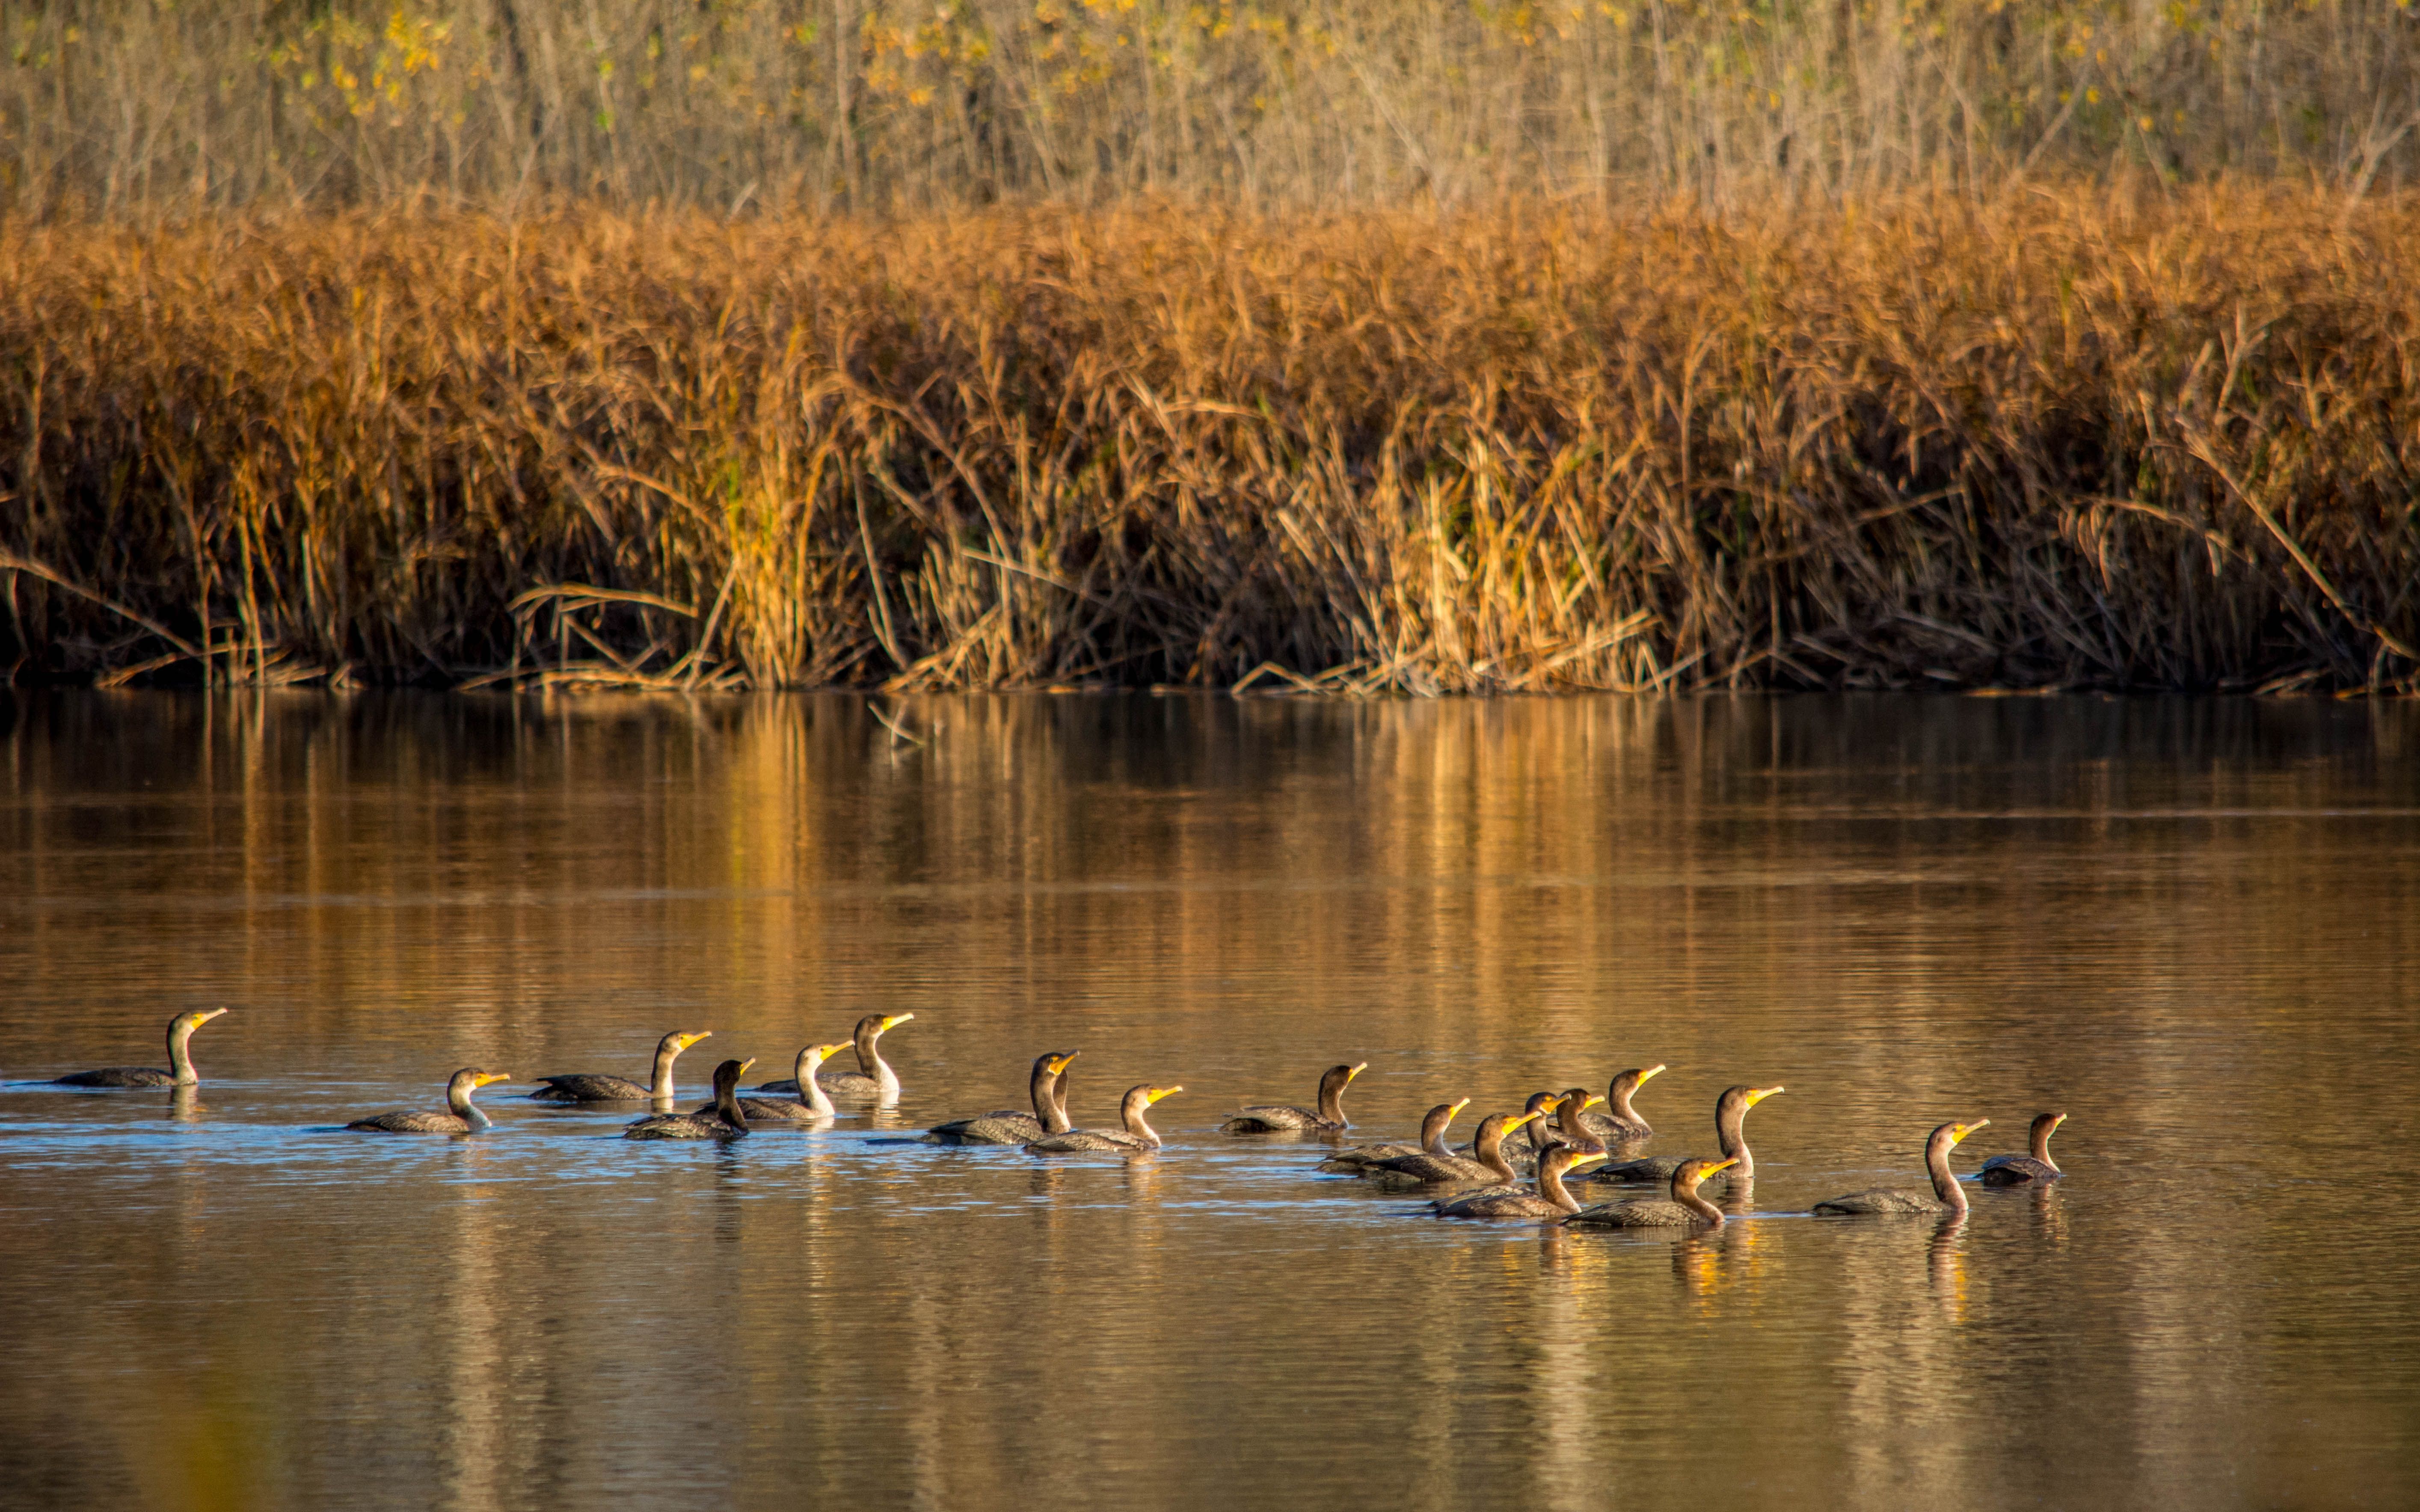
[3,189,2417,693]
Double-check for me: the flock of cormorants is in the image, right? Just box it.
[35,1006,2071,1225]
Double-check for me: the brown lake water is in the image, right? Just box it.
[3,690,2417,1512]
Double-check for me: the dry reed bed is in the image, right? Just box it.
[3,192,2417,694]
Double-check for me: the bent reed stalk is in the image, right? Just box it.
[3,189,2418,695]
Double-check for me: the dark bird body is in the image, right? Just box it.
[1366,1110,1542,1188]
[1029,1084,1182,1153]
[626,1058,753,1140]
[1566,1156,1735,1228]
[760,1013,913,1106]
[527,1030,709,1102]
[709,1042,848,1121]
[54,1009,228,1088]
[1222,1062,1364,1133]
[1980,1112,2067,1185]
[1575,1065,1664,1144]
[925,1052,1077,1144]
[1431,1145,1608,1220]
[348,1069,511,1134]
[1322,1099,1467,1172]
[1590,1084,1783,1185]
[1814,1119,1988,1216]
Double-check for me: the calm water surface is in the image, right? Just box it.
[3,691,2416,1512]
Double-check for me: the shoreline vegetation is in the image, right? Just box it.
[4,191,2420,696]
[8,1,2414,216]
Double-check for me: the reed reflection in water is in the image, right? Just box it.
[2,690,2416,1512]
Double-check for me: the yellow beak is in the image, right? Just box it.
[884,1014,915,1030]
[1638,1064,1665,1082]
[1952,1118,1989,1143]
[1748,1085,1784,1104]
[1148,1086,1184,1104]
[477,1072,512,1086]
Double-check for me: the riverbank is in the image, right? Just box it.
[4,191,2416,694]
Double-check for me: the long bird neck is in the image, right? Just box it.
[1421,1115,1452,1158]
[166,1022,200,1085]
[1716,1102,1756,1178]
[1034,1065,1073,1135]
[717,1079,749,1132]
[1473,1123,1517,1181]
[447,1080,492,1130]
[1607,1081,1641,1125]
[1926,1136,1967,1213]
[2033,1123,2061,1171]
[1121,1095,1160,1147]
[1518,1101,1552,1151]
[1670,1174,1724,1224]
[1536,1160,1583,1214]
[865,1042,900,1100]
[1317,1080,1349,1127]
[796,1052,835,1115]
[1557,1101,1593,1143]
[854,1024,881,1075]
[649,1044,680,1099]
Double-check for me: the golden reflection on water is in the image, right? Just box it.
[2,689,2418,1511]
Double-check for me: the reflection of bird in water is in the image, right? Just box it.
[1929,1212,1970,1320]
[55,1008,229,1088]
[1565,1156,1736,1228]
[1365,1110,1543,1188]
[1667,1219,1762,1302]
[1589,1085,1783,1185]
[626,1058,754,1140]
[1431,1145,1607,1219]
[1813,1119,1988,1216]
[347,1069,512,1134]
[924,1051,1077,1144]
[1028,1084,1182,1152]
[2027,1178,2070,1244]
[1576,1065,1664,1144]
[1980,1111,2067,1185]
[1321,1099,1468,1172]
[709,1042,849,1121]
[527,1030,709,1102]
[1535,1223,1575,1274]
[1221,1062,1364,1133]
[761,1013,913,1106]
